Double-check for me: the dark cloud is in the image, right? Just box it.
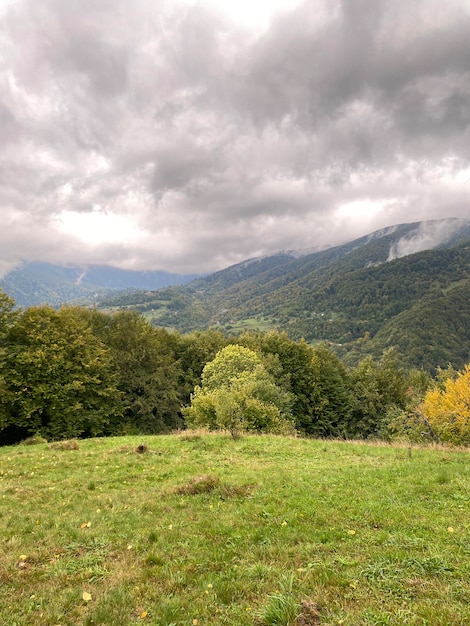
[0,0,469,276]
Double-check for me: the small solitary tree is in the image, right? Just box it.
[183,345,294,437]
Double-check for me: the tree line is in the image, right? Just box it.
[0,290,468,446]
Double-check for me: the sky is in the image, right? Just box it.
[1,0,469,276]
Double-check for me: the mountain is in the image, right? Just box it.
[0,262,201,308]
[96,218,470,372]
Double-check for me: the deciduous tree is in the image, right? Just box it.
[83,309,184,434]
[419,364,470,445]
[0,306,122,442]
[183,345,294,436]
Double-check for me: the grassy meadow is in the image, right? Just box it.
[1,433,469,625]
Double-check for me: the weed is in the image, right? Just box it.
[178,429,207,441]
[147,530,159,544]
[257,574,300,626]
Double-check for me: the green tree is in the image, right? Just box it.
[175,329,227,404]
[349,349,408,438]
[0,290,18,434]
[306,344,353,437]
[237,331,318,434]
[383,368,433,443]
[83,309,184,434]
[183,345,294,436]
[0,306,122,442]
[0,289,16,337]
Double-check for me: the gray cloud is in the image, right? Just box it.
[0,0,469,276]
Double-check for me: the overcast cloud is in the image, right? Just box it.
[0,0,469,275]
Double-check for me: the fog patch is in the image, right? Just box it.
[387,218,467,261]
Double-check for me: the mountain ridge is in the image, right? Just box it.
[1,218,469,372]
[95,218,470,371]
[0,262,202,308]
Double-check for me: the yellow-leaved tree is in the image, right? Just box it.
[419,364,470,445]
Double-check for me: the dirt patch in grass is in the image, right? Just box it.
[296,600,321,625]
[174,474,220,495]
[113,443,162,455]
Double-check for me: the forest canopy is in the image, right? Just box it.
[0,291,468,446]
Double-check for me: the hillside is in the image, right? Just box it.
[2,433,470,625]
[98,218,470,371]
[0,262,201,308]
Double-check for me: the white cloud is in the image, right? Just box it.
[183,0,303,31]
[54,209,142,246]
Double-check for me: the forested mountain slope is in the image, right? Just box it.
[98,218,470,370]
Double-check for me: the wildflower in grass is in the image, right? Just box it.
[347,529,356,535]
[82,591,92,602]
[140,610,148,619]
[281,521,288,526]
[448,526,454,533]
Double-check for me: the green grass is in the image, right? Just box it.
[1,434,470,625]
[221,317,277,334]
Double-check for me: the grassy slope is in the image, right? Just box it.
[1,434,470,625]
